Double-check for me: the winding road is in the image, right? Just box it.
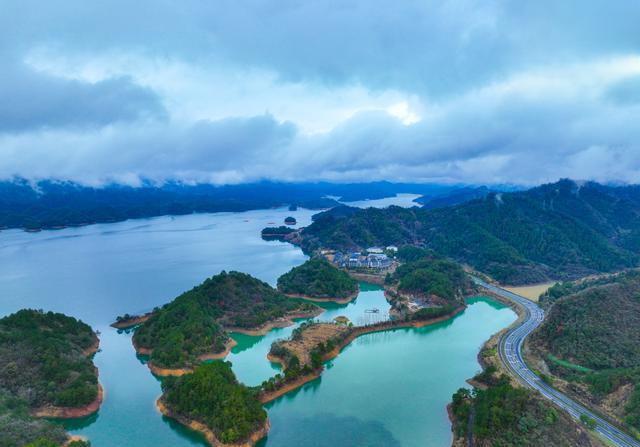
[473,277,640,447]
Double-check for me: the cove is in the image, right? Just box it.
[0,207,516,447]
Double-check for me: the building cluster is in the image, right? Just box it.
[327,246,397,271]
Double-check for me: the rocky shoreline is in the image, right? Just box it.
[135,338,238,377]
[283,288,359,304]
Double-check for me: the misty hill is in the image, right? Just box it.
[299,179,640,284]
[0,179,463,230]
[417,186,492,209]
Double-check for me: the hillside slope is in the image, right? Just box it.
[133,271,319,369]
[529,272,640,435]
[300,180,640,284]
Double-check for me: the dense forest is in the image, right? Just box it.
[0,310,98,447]
[386,248,474,303]
[277,258,358,299]
[530,272,640,433]
[133,271,318,369]
[0,310,99,408]
[450,370,603,447]
[161,362,267,445]
[300,179,640,284]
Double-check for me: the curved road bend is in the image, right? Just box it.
[473,277,640,447]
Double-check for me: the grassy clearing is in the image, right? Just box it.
[547,354,594,373]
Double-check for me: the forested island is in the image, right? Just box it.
[0,309,99,447]
[384,248,475,318]
[298,179,640,285]
[277,258,358,301]
[528,271,640,436]
[260,226,296,241]
[450,367,604,447]
[132,271,321,373]
[159,362,268,447]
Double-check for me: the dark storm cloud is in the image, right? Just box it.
[1,0,640,185]
[0,59,166,132]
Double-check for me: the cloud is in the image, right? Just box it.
[1,1,640,185]
[0,61,166,132]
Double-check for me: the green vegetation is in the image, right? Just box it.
[133,271,318,369]
[451,372,604,446]
[580,414,597,430]
[161,362,267,444]
[0,309,98,408]
[301,180,640,284]
[532,272,640,370]
[530,272,640,433]
[0,310,99,447]
[0,391,67,447]
[277,258,358,299]
[547,354,593,373]
[387,254,472,302]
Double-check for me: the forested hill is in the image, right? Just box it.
[277,258,358,299]
[300,179,640,284]
[133,271,319,369]
[0,309,98,447]
[529,272,640,434]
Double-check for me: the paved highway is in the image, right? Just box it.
[473,277,640,447]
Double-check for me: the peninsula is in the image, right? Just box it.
[132,271,322,375]
[159,362,269,447]
[0,309,100,447]
[384,249,475,318]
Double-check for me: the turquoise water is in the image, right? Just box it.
[0,209,516,447]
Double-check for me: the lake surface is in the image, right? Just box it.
[0,205,516,447]
[342,193,421,209]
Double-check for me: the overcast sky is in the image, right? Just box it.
[2,0,640,186]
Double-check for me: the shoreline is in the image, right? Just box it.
[83,336,100,356]
[111,312,155,329]
[156,397,270,447]
[259,305,467,404]
[32,333,104,419]
[347,271,386,285]
[136,338,239,377]
[283,287,359,304]
[223,307,324,336]
[32,382,104,419]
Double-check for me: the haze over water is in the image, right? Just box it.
[0,204,515,447]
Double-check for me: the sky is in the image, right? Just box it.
[1,0,640,186]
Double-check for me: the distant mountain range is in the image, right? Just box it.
[300,179,640,284]
[0,178,484,230]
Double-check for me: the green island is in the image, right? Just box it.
[132,271,321,373]
[450,366,605,447]
[528,271,640,436]
[0,309,99,447]
[159,362,268,447]
[277,258,359,301]
[298,180,640,285]
[384,249,475,318]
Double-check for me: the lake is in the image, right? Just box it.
[0,206,515,447]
